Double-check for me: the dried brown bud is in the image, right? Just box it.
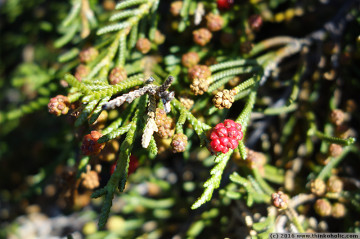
[170,1,183,17]
[310,179,326,196]
[331,203,346,218]
[271,191,289,210]
[328,143,343,158]
[327,176,343,193]
[314,199,332,217]
[182,52,200,68]
[79,47,99,63]
[213,89,236,109]
[136,38,152,54]
[109,67,128,85]
[330,109,345,126]
[193,28,212,46]
[171,133,188,153]
[48,95,70,116]
[206,13,224,32]
[188,65,211,95]
[75,64,90,82]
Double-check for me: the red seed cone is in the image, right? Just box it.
[209,119,243,154]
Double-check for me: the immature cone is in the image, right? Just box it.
[136,38,151,54]
[79,47,99,63]
[314,199,332,217]
[170,1,183,17]
[48,95,70,116]
[171,133,188,153]
[81,131,106,155]
[179,95,194,110]
[81,170,100,190]
[182,52,200,68]
[75,64,90,82]
[271,191,289,210]
[330,109,345,126]
[155,109,175,138]
[310,179,326,196]
[193,28,212,46]
[209,119,243,154]
[109,67,127,85]
[206,13,224,32]
[327,176,343,193]
[189,65,211,95]
[213,89,236,109]
[331,203,346,218]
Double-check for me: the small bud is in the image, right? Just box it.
[193,28,212,46]
[182,52,200,68]
[136,38,151,54]
[271,191,289,210]
[331,203,346,218]
[328,143,343,157]
[327,176,343,193]
[79,47,99,63]
[48,95,70,116]
[179,95,194,110]
[155,109,175,138]
[81,131,106,155]
[248,14,263,31]
[109,67,127,85]
[330,109,345,126]
[206,13,224,32]
[314,199,332,217]
[171,133,188,153]
[74,64,90,82]
[154,30,165,45]
[310,179,326,196]
[170,1,183,17]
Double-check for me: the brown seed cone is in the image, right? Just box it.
[193,28,212,46]
[182,52,200,68]
[310,179,326,196]
[81,170,100,190]
[271,191,289,210]
[75,64,90,82]
[206,13,224,32]
[136,38,151,54]
[171,133,188,153]
[212,89,236,109]
[79,47,99,63]
[327,176,343,193]
[109,67,128,85]
[170,1,183,17]
[331,203,346,218]
[179,95,194,110]
[188,65,211,95]
[48,95,70,116]
[314,199,332,217]
[330,109,345,126]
